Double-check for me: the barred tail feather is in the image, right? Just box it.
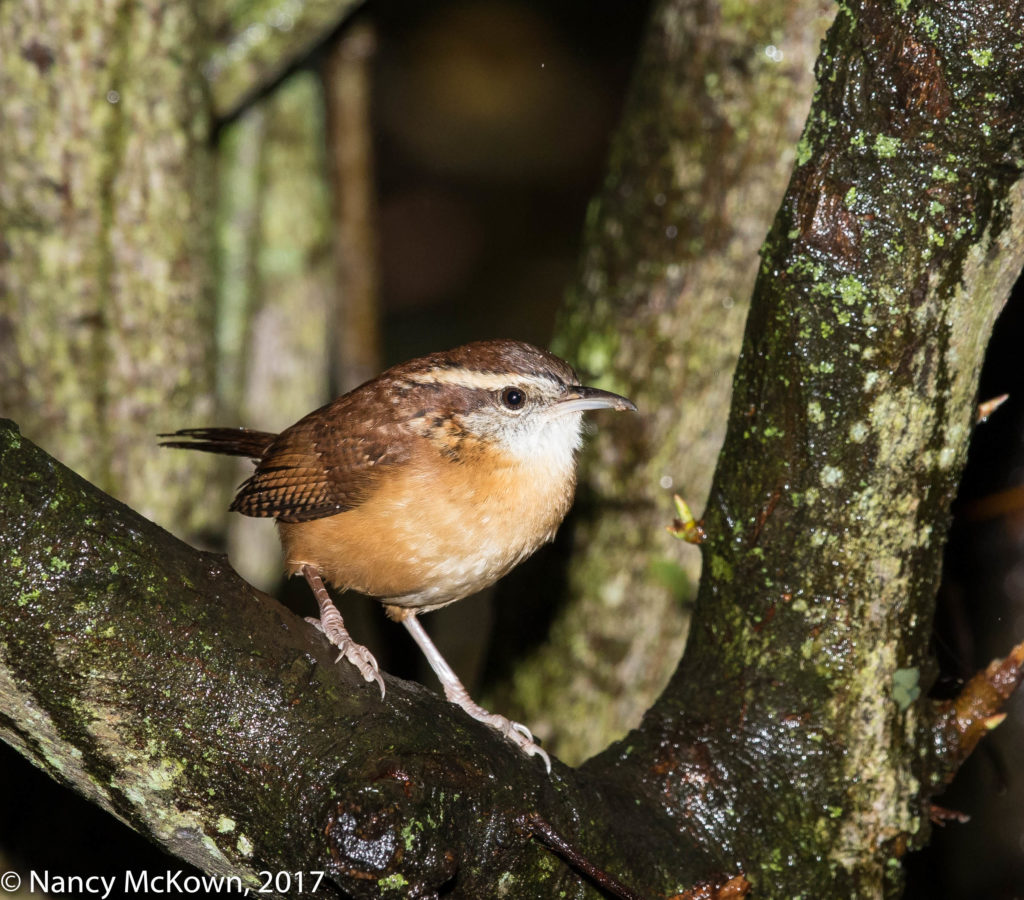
[158,427,277,460]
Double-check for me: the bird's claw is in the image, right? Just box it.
[306,616,386,698]
[337,642,386,698]
[501,718,551,773]
[439,680,552,771]
[472,709,551,772]
[305,615,325,634]
[509,720,534,742]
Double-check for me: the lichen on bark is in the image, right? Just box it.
[505,0,835,764]
[604,1,1024,895]
[0,0,216,534]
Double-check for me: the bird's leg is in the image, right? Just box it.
[400,613,551,772]
[301,564,385,697]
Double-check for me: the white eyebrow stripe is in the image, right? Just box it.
[406,369,562,392]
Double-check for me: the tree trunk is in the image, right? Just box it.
[323,20,382,395]
[503,0,834,764]
[216,70,336,590]
[587,0,1024,894]
[0,0,216,534]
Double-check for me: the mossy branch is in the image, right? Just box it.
[0,420,742,899]
[207,0,365,123]
[578,1,1024,896]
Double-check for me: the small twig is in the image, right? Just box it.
[976,393,1009,422]
[964,484,1024,522]
[525,812,750,900]
[525,814,648,900]
[929,804,970,826]
[935,640,1024,777]
[667,493,706,544]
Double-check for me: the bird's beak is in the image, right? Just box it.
[554,385,637,416]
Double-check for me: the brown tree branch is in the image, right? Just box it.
[206,0,365,123]
[0,420,729,898]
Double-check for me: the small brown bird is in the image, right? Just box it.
[162,339,635,769]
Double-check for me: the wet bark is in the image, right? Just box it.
[0,420,702,899]
[581,0,1024,895]
[503,0,835,764]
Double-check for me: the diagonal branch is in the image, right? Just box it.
[0,420,729,898]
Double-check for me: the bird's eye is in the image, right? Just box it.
[500,387,527,410]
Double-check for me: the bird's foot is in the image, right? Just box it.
[300,564,386,698]
[444,685,551,772]
[397,612,552,772]
[304,615,386,698]
[484,712,552,773]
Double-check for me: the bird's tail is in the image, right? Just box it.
[159,427,277,459]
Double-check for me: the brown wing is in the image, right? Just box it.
[230,392,412,523]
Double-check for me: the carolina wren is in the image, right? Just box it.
[162,339,635,769]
